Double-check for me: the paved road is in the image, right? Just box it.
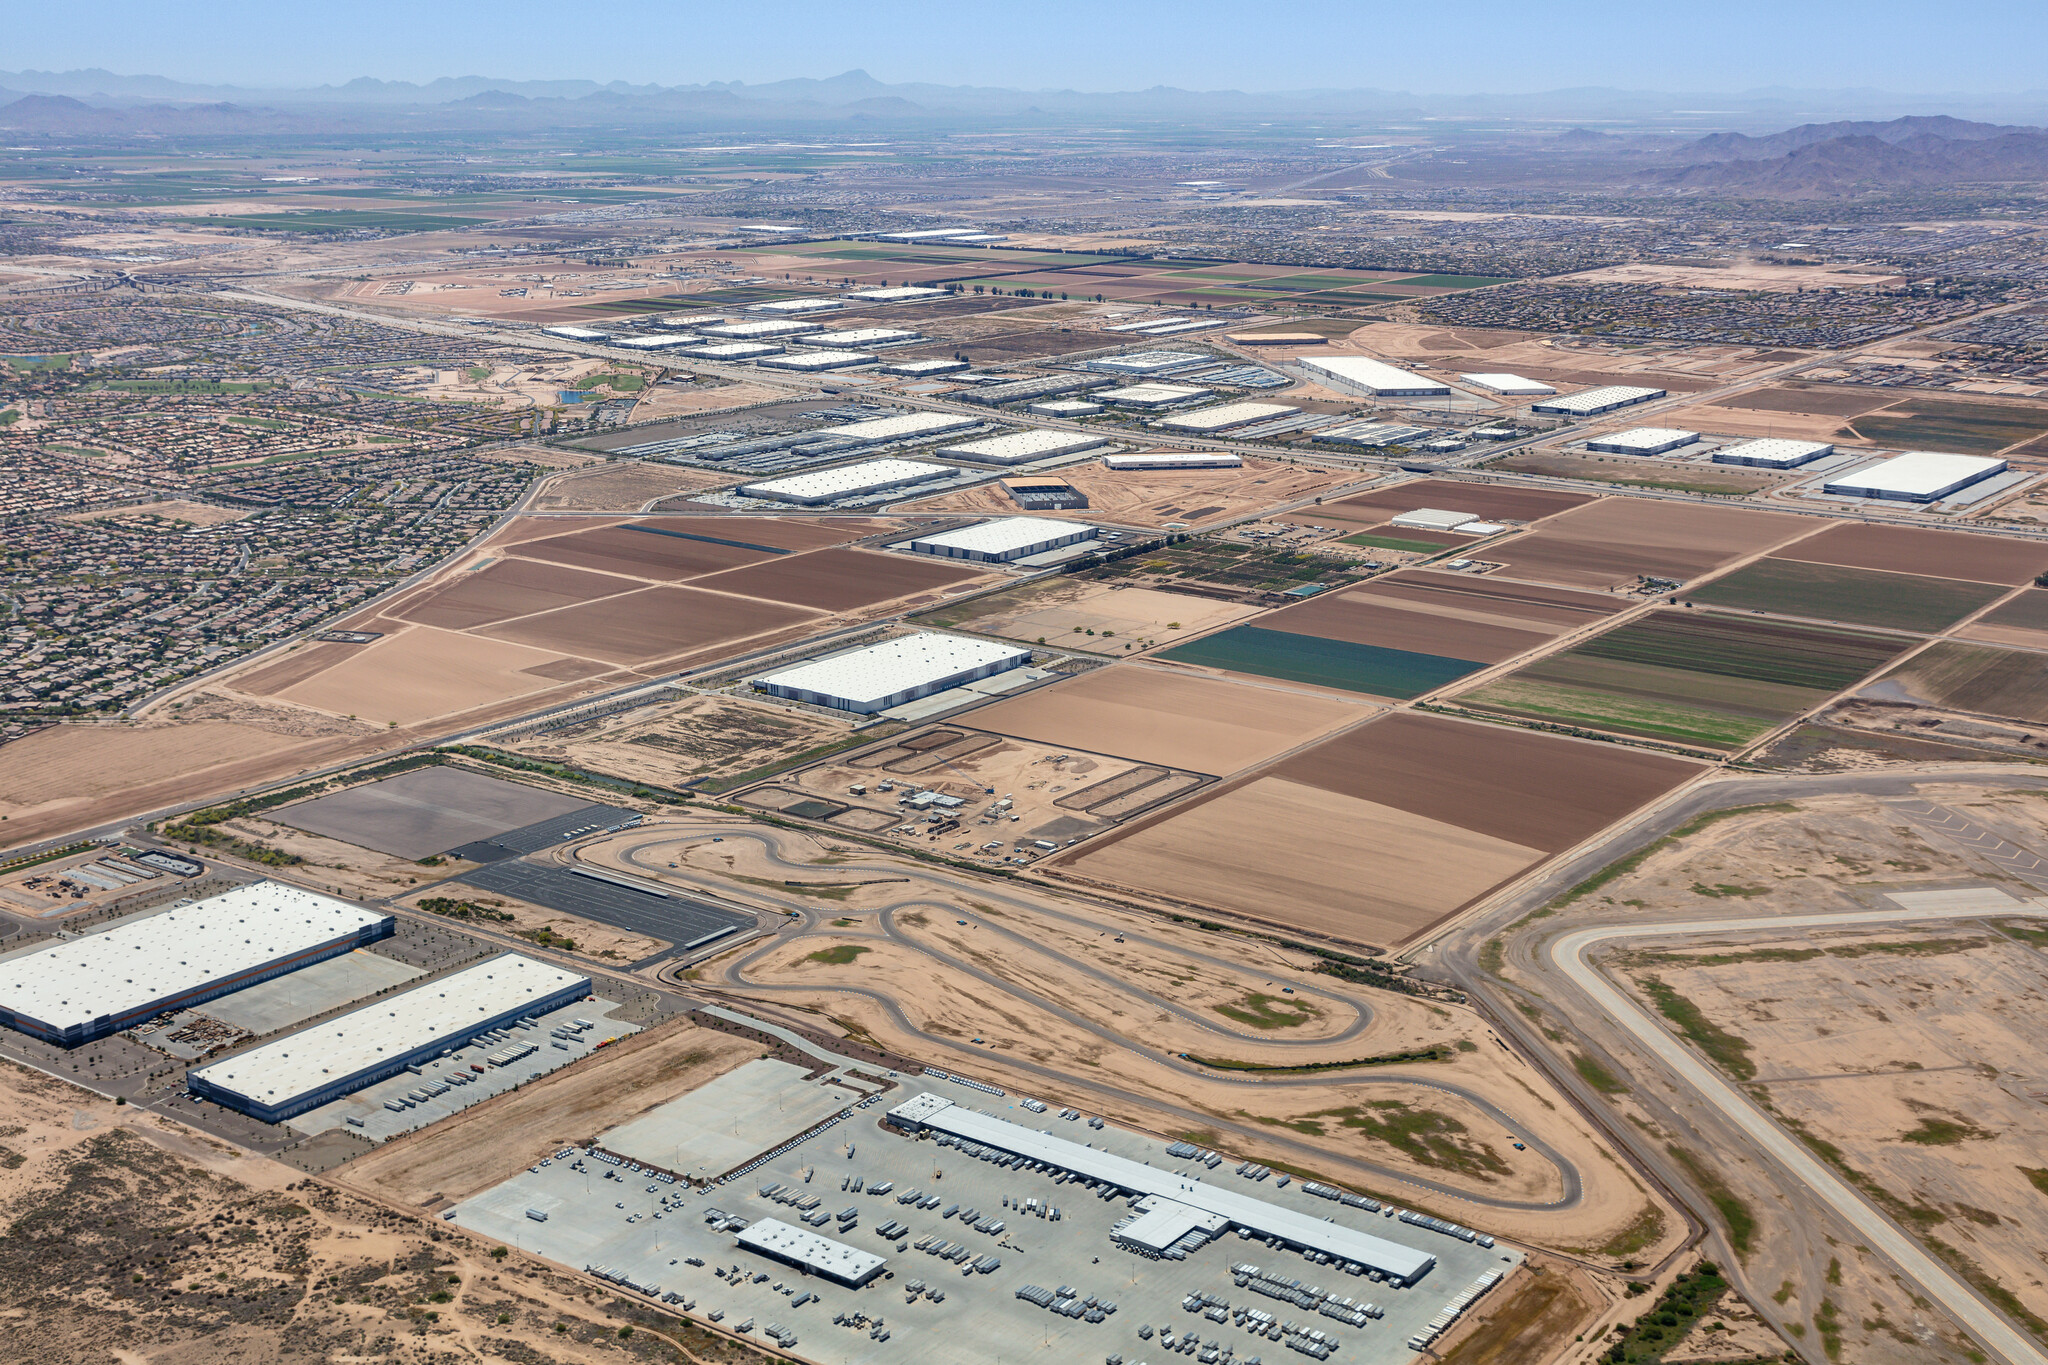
[1551,904,2048,1365]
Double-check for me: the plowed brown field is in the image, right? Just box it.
[477,585,821,664]
[1486,498,1809,589]
[691,547,987,611]
[1775,521,2048,585]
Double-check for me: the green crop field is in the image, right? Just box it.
[1392,274,1514,289]
[1850,398,2048,455]
[1878,641,2048,723]
[1341,531,1454,555]
[1157,625,1482,699]
[1688,558,2007,632]
[176,210,490,233]
[1457,611,1912,749]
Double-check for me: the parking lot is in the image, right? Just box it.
[450,1074,1520,1365]
[454,859,755,960]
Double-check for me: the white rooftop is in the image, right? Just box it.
[1825,451,2008,499]
[735,1218,886,1283]
[190,953,587,1112]
[541,325,608,340]
[698,319,825,340]
[1713,437,1835,467]
[812,411,980,443]
[1094,350,1212,373]
[0,882,389,1036]
[1100,383,1211,406]
[739,458,951,503]
[890,1095,1435,1282]
[938,429,1106,464]
[1588,426,1700,452]
[1102,452,1242,469]
[846,286,949,302]
[909,517,1096,556]
[756,350,875,371]
[807,328,921,348]
[758,634,1029,709]
[1153,401,1298,432]
[609,334,700,350]
[681,341,783,360]
[747,297,845,314]
[1299,356,1449,395]
[1530,385,1664,414]
[1458,372,1556,396]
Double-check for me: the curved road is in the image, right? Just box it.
[1553,906,2048,1365]
[600,826,1585,1214]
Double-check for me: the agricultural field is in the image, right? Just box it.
[1454,610,1914,750]
[1156,624,1486,699]
[1482,497,1810,591]
[1774,521,2048,586]
[1284,478,1595,532]
[1957,587,2048,649]
[1686,557,2011,632]
[1845,395,2048,455]
[1061,711,1699,948]
[967,662,1370,776]
[912,577,1260,650]
[1485,448,1787,496]
[1866,640,2048,724]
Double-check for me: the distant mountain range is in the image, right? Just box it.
[1660,115,2048,194]
[2,67,2048,129]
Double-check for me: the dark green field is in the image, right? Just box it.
[1849,398,2048,456]
[1341,531,1455,555]
[1457,611,1912,749]
[1688,557,2007,632]
[1157,625,1483,699]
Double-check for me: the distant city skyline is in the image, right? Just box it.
[12,0,2048,100]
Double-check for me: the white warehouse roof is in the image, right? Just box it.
[1154,401,1298,433]
[1713,437,1835,468]
[0,883,389,1040]
[846,286,949,302]
[190,952,587,1115]
[1529,385,1665,415]
[698,319,825,340]
[747,297,845,314]
[1299,356,1449,396]
[609,334,700,350]
[889,1095,1435,1283]
[938,429,1108,464]
[1458,372,1556,396]
[1102,452,1242,469]
[807,328,922,348]
[755,350,875,372]
[541,326,608,341]
[813,411,981,444]
[1585,427,1700,455]
[735,1218,887,1285]
[680,341,783,360]
[1099,383,1211,408]
[739,458,951,504]
[758,634,1029,711]
[908,517,1097,559]
[1824,451,2008,502]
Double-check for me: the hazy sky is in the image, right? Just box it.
[11,0,2046,94]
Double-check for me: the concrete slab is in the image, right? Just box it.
[602,1058,851,1181]
[275,767,592,860]
[201,948,425,1035]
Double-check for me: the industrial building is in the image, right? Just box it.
[735,1218,887,1287]
[1313,419,1432,448]
[738,458,952,506]
[755,633,1031,713]
[698,319,825,341]
[1585,427,1700,456]
[1002,475,1089,510]
[1298,356,1449,397]
[1102,451,1242,470]
[0,883,392,1048]
[1027,398,1103,417]
[679,341,784,361]
[886,1094,1436,1284]
[1458,372,1555,396]
[1529,385,1666,416]
[608,334,701,352]
[846,285,949,303]
[747,298,844,315]
[811,411,981,446]
[755,350,875,373]
[937,429,1108,465]
[908,517,1097,563]
[1713,437,1835,468]
[1153,401,1298,433]
[881,357,969,377]
[541,325,608,342]
[954,375,1115,408]
[188,953,590,1123]
[1099,383,1212,409]
[654,313,726,328]
[807,328,922,349]
[1389,508,1479,532]
[1823,451,2008,502]
[1088,350,1212,376]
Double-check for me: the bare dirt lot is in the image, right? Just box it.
[687,547,990,612]
[277,625,600,725]
[477,584,822,666]
[528,461,736,512]
[397,887,668,965]
[393,557,645,631]
[508,522,778,580]
[1486,497,1812,590]
[1776,521,2048,585]
[1321,478,1597,525]
[509,691,855,792]
[967,662,1372,775]
[916,578,1264,650]
[901,455,1350,529]
[0,720,301,827]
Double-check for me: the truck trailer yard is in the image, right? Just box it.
[450,1073,1518,1365]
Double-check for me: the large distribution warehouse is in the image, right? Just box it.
[0,883,392,1047]
[739,458,951,506]
[908,516,1097,562]
[1530,385,1666,416]
[1153,401,1298,433]
[1823,451,2008,502]
[1298,356,1449,397]
[755,633,1031,713]
[937,429,1107,465]
[188,953,590,1123]
[1713,437,1834,469]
